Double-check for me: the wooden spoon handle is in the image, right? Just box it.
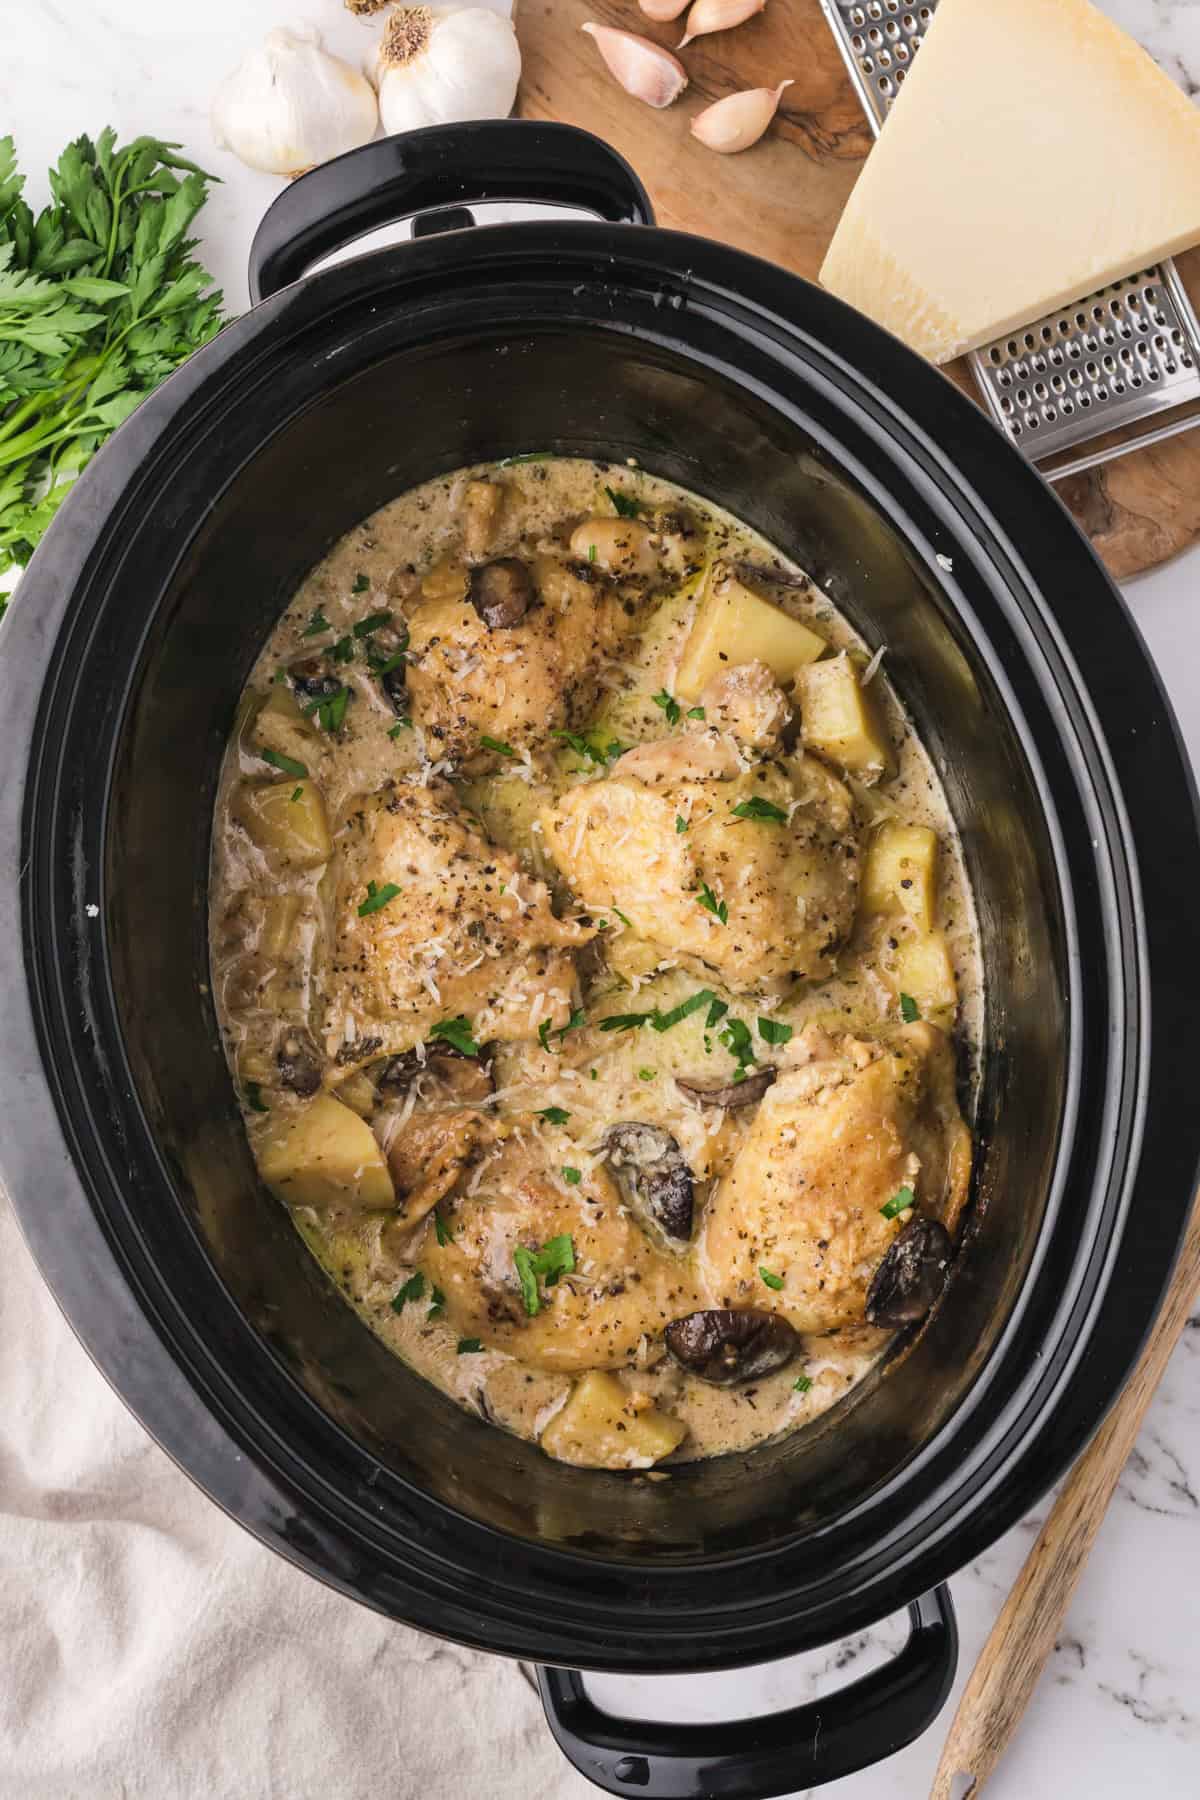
[930,1191,1200,1800]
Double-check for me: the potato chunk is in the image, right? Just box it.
[676,563,826,700]
[257,1091,395,1212]
[794,654,893,781]
[540,1371,687,1470]
[249,685,320,770]
[893,930,958,1025]
[862,822,939,932]
[233,779,331,870]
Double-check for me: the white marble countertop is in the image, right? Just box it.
[2,2,1199,1797]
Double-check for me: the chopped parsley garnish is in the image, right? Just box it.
[434,1210,453,1246]
[391,1271,425,1313]
[352,573,370,594]
[331,634,356,664]
[900,992,921,1023]
[759,1267,785,1291]
[652,688,682,727]
[456,1338,484,1355]
[353,608,392,637]
[513,1233,576,1316]
[561,1166,582,1186]
[881,1185,916,1220]
[261,747,309,779]
[244,1081,269,1114]
[638,1067,656,1082]
[676,815,688,833]
[480,735,517,758]
[539,1008,585,1051]
[303,686,350,733]
[652,989,717,1033]
[357,880,402,917]
[598,1010,654,1033]
[758,1017,793,1047]
[696,882,728,925]
[371,647,407,676]
[732,796,788,823]
[706,997,729,1029]
[613,908,632,927]
[388,719,412,737]
[793,1374,813,1394]
[302,607,331,637]
[588,543,597,562]
[290,786,304,803]
[719,1017,756,1076]
[605,485,642,518]
[552,728,626,768]
[687,706,706,720]
[537,1106,571,1126]
[430,1016,480,1057]
[427,1284,446,1321]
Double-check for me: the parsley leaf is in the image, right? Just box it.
[357,880,401,917]
[513,1234,576,1316]
[880,1185,915,1220]
[427,1284,446,1321]
[759,1266,785,1291]
[652,688,682,727]
[429,1016,480,1057]
[457,1338,484,1354]
[732,796,788,823]
[537,1106,571,1125]
[552,728,625,768]
[539,1008,585,1051]
[676,815,688,833]
[561,1166,582,1185]
[388,718,412,737]
[434,1210,453,1246]
[302,607,331,637]
[900,992,921,1023]
[687,706,706,720]
[652,989,717,1033]
[696,882,728,925]
[638,1067,656,1082]
[353,608,391,637]
[290,786,304,803]
[244,1080,269,1114]
[793,1374,813,1394]
[605,485,641,518]
[719,1017,755,1075]
[598,1010,654,1033]
[352,573,370,593]
[331,634,355,664]
[706,997,729,1029]
[391,1272,425,1313]
[303,686,350,733]
[758,1017,793,1046]
[480,735,517,758]
[261,748,308,779]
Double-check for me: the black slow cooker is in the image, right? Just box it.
[2,122,1199,1798]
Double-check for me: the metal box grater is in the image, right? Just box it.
[817,0,1200,478]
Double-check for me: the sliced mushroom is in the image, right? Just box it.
[289,658,343,701]
[468,557,532,629]
[665,1308,798,1386]
[865,1216,953,1327]
[603,1123,693,1246]
[676,1066,776,1110]
[276,1026,323,1096]
[377,1045,494,1104]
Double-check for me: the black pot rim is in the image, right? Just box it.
[2,213,1199,1672]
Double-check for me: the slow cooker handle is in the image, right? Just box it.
[248,120,656,302]
[535,1585,957,1799]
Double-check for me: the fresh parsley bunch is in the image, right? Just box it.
[0,129,224,604]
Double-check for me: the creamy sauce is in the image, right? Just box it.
[210,457,983,1469]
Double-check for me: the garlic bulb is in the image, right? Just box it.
[212,24,378,178]
[638,0,691,19]
[678,0,767,50]
[691,81,792,153]
[373,6,522,134]
[581,24,688,109]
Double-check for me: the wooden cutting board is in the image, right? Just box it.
[516,0,1200,580]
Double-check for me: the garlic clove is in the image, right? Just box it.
[690,80,792,153]
[212,24,378,178]
[637,0,692,20]
[678,0,767,51]
[581,23,689,109]
[374,6,522,135]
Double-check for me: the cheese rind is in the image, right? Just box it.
[820,0,1200,363]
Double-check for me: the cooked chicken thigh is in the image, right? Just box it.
[404,553,629,767]
[541,730,860,992]
[420,1132,702,1371]
[325,778,591,1068]
[699,1023,971,1334]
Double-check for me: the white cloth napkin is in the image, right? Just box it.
[0,1189,594,1800]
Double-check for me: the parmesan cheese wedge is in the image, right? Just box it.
[819,0,1200,364]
